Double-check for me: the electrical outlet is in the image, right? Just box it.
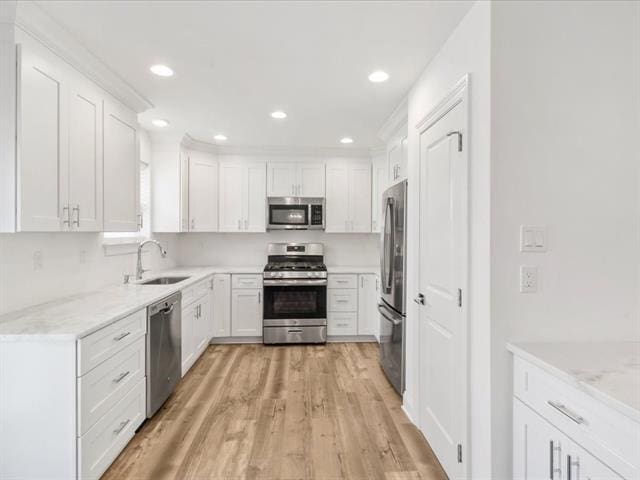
[33,251,43,271]
[520,266,538,293]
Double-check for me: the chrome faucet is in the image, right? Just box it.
[136,239,167,280]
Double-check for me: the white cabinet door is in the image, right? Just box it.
[18,43,68,232]
[566,440,623,480]
[188,154,218,232]
[349,164,372,233]
[357,274,378,336]
[513,399,568,480]
[298,162,325,197]
[103,99,139,232]
[325,163,350,232]
[68,81,103,232]
[244,162,266,232]
[193,299,210,356]
[219,162,244,232]
[231,289,262,336]
[371,158,387,233]
[212,274,231,337]
[267,162,297,197]
[181,302,196,377]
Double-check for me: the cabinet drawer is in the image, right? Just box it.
[78,378,145,480]
[232,274,263,289]
[183,277,212,306]
[77,337,145,436]
[328,274,357,289]
[327,289,357,312]
[514,356,640,479]
[328,312,357,336]
[78,309,146,376]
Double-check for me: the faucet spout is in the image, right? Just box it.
[136,240,167,280]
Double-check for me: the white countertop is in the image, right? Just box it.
[508,342,640,422]
[327,266,379,274]
[0,266,262,340]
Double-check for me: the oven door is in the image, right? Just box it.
[268,204,309,230]
[263,280,327,324]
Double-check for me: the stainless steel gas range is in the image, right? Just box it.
[262,243,327,344]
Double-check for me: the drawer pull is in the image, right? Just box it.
[336,300,349,303]
[547,401,585,425]
[113,371,131,383]
[113,331,131,342]
[113,418,130,435]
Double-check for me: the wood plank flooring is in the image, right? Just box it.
[103,343,447,480]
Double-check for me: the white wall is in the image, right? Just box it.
[406,1,492,477]
[175,231,379,267]
[490,1,640,477]
[0,233,177,315]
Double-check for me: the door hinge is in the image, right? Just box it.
[457,288,463,308]
[447,131,463,152]
[457,444,463,463]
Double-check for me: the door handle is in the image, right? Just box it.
[72,205,80,227]
[414,293,425,305]
[62,205,71,227]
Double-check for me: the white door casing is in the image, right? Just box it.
[416,76,469,479]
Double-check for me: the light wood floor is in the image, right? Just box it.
[104,343,447,480]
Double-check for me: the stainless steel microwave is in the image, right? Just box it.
[267,197,325,230]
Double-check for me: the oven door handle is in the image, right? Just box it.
[263,279,328,286]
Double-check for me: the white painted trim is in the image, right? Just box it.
[415,74,469,132]
[378,95,408,142]
[210,337,263,344]
[14,1,152,113]
[327,335,376,343]
[0,12,17,232]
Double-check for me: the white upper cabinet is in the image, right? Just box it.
[325,159,372,233]
[68,80,103,232]
[18,39,68,232]
[266,161,325,197]
[388,133,408,183]
[103,99,140,232]
[219,160,266,232]
[371,154,387,233]
[188,152,218,232]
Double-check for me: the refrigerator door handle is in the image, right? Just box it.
[381,197,395,294]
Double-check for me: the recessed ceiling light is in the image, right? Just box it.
[340,137,354,144]
[213,134,227,141]
[151,119,169,128]
[368,70,389,83]
[150,64,174,77]
[271,110,287,119]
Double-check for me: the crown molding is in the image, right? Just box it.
[14,1,153,113]
[182,133,374,158]
[369,145,386,157]
[377,95,408,143]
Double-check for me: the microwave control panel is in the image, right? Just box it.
[310,205,323,226]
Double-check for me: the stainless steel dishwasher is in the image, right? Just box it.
[146,292,182,417]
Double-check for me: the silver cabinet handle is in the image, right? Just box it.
[547,401,585,425]
[137,213,143,229]
[336,299,349,303]
[258,291,261,303]
[113,331,131,341]
[72,205,80,227]
[62,205,71,226]
[191,218,195,230]
[549,441,562,479]
[244,219,248,230]
[113,419,130,435]
[237,219,241,230]
[566,455,579,480]
[113,371,130,383]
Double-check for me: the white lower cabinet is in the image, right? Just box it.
[327,273,379,339]
[357,274,379,337]
[231,289,262,336]
[181,276,214,377]
[212,274,231,337]
[512,354,638,480]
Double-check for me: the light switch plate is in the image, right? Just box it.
[520,226,547,252]
[520,265,538,293]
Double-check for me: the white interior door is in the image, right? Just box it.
[218,162,244,232]
[188,154,218,232]
[298,162,325,197]
[244,162,266,232]
[267,162,296,196]
[68,82,103,232]
[18,43,68,231]
[417,91,468,478]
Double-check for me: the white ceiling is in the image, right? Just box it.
[35,0,473,149]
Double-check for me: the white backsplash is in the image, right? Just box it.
[175,231,380,268]
[0,233,178,315]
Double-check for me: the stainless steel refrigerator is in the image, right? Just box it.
[378,180,407,395]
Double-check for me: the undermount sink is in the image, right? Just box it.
[140,276,190,285]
